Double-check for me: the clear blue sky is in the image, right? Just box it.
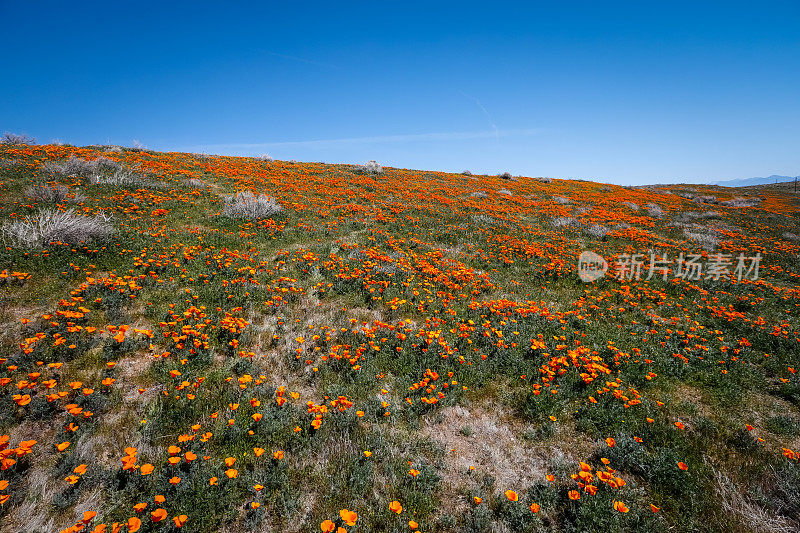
[2,1,798,184]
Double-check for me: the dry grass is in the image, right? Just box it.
[421,404,551,510]
[713,467,796,533]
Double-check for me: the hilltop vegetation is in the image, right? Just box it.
[0,142,799,533]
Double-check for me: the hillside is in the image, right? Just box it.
[0,143,799,533]
[713,175,799,188]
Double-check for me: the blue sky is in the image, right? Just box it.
[1,1,798,184]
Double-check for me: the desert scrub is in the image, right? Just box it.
[646,202,665,218]
[25,184,70,203]
[1,132,36,145]
[43,155,119,177]
[184,178,208,188]
[354,160,383,175]
[1,208,113,248]
[221,191,283,219]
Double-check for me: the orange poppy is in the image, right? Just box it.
[126,517,141,533]
[339,509,358,526]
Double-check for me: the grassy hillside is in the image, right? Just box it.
[0,143,798,533]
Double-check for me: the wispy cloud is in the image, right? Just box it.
[186,128,542,152]
[259,49,341,70]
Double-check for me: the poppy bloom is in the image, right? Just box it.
[504,490,518,501]
[151,508,167,522]
[320,520,336,533]
[173,515,188,528]
[568,490,580,500]
[530,503,540,513]
[126,517,142,533]
[605,437,616,447]
[389,500,403,514]
[339,509,358,526]
[56,441,70,452]
[613,501,629,513]
[473,496,482,505]
[651,504,660,512]
[677,462,688,471]
[225,468,238,479]
[169,477,181,485]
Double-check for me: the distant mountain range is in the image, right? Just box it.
[713,175,799,187]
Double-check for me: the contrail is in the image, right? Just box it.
[259,49,341,70]
[459,91,500,141]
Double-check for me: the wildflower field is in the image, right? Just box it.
[0,143,798,533]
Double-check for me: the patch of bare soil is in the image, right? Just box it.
[421,402,572,514]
